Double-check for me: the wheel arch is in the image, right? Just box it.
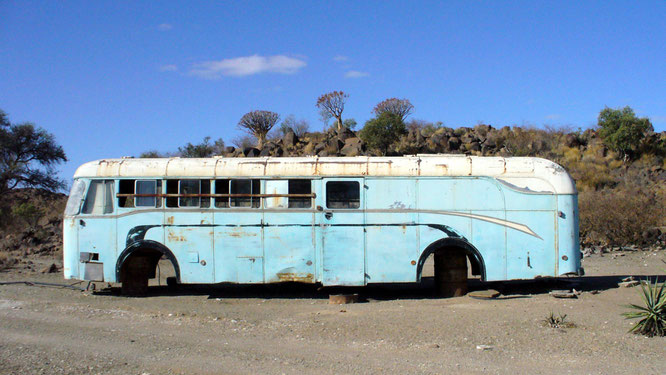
[416,237,486,281]
[115,240,181,283]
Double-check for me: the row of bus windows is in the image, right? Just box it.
[80,179,359,214]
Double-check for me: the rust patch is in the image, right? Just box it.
[228,228,257,238]
[276,272,314,283]
[167,229,186,242]
[166,216,174,225]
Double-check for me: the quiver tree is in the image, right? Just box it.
[238,110,280,149]
[0,109,67,196]
[373,98,414,122]
[316,91,348,131]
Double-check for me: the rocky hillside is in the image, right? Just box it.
[1,125,664,271]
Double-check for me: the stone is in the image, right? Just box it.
[224,146,235,154]
[336,127,355,142]
[283,129,298,147]
[340,137,363,156]
[468,289,501,299]
[619,280,641,288]
[448,137,461,151]
[329,294,359,304]
[549,290,577,298]
[40,263,58,273]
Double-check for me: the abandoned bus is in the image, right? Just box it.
[63,155,581,295]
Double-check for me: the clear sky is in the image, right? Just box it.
[1,1,665,184]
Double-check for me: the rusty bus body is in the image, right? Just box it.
[63,155,581,295]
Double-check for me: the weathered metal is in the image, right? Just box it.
[63,155,582,298]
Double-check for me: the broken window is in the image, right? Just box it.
[166,180,178,208]
[118,180,135,208]
[82,180,115,214]
[326,181,360,209]
[215,179,230,208]
[201,180,211,208]
[288,180,311,208]
[230,179,260,208]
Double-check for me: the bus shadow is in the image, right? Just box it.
[98,274,665,300]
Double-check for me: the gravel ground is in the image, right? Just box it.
[0,250,664,375]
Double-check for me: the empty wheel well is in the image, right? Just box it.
[116,240,181,283]
[416,238,486,281]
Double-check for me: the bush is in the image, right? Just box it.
[359,113,406,155]
[597,106,653,161]
[578,187,663,246]
[12,202,41,228]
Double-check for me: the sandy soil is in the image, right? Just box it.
[0,251,664,375]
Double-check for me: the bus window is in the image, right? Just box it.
[201,180,211,208]
[289,180,311,208]
[118,180,135,208]
[230,179,260,208]
[135,180,157,207]
[215,179,230,208]
[166,180,178,207]
[326,181,360,209]
[81,180,115,214]
[179,180,200,207]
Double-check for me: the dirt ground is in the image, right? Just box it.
[1,251,664,375]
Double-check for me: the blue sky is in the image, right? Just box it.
[1,1,665,183]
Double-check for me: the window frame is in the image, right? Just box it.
[325,180,361,210]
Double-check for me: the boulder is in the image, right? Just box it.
[283,129,299,147]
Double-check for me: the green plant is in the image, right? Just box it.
[359,112,406,155]
[622,279,666,337]
[597,106,653,161]
[12,202,42,227]
[544,312,574,328]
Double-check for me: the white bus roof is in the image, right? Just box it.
[73,155,576,194]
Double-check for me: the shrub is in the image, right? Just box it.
[578,187,663,246]
[623,279,666,337]
[359,112,406,155]
[597,106,653,161]
[12,202,41,228]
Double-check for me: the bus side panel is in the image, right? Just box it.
[63,217,79,279]
[213,211,264,283]
[557,194,580,275]
[263,211,316,283]
[470,211,507,281]
[116,211,165,283]
[505,208,557,279]
[365,178,418,283]
[165,211,215,283]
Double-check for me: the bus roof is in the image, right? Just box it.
[73,155,576,194]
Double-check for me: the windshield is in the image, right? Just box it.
[64,179,86,216]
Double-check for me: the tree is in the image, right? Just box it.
[342,118,357,129]
[373,98,414,122]
[178,136,225,157]
[0,109,67,195]
[358,112,407,155]
[238,110,279,149]
[279,115,310,137]
[597,106,653,161]
[316,91,348,131]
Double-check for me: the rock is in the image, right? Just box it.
[336,127,355,142]
[283,129,299,147]
[329,294,359,304]
[619,280,641,288]
[448,137,461,151]
[340,137,363,156]
[40,263,58,273]
[549,290,577,298]
[242,147,260,157]
[468,289,501,299]
[476,345,493,351]
[224,146,235,154]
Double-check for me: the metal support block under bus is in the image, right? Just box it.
[434,252,468,297]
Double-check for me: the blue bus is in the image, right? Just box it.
[63,155,581,296]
